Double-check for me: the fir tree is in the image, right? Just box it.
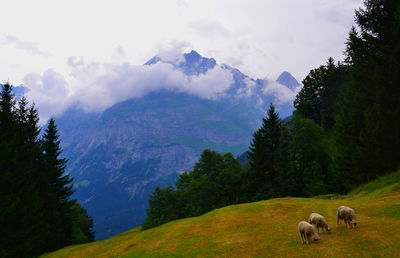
[247,103,281,199]
[41,118,75,250]
[334,0,400,185]
[0,84,94,256]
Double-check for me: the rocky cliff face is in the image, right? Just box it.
[55,51,298,239]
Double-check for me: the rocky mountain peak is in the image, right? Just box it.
[276,71,301,90]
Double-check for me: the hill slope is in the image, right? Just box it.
[43,170,400,257]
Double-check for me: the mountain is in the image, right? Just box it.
[276,71,301,90]
[54,50,298,239]
[145,50,216,76]
[45,169,400,257]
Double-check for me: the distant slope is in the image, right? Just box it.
[43,169,400,257]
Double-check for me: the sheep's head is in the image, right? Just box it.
[313,234,320,242]
[327,227,332,234]
[350,220,358,229]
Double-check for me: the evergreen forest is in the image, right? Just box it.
[0,83,94,257]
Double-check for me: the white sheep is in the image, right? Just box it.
[298,221,320,244]
[337,206,358,229]
[309,213,331,234]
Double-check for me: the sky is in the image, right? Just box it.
[0,0,363,120]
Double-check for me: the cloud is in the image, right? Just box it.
[111,45,127,64]
[155,41,192,64]
[23,55,234,118]
[262,79,296,105]
[67,56,85,67]
[2,35,52,57]
[176,0,188,8]
[188,19,231,37]
[69,61,233,113]
[24,69,69,122]
[236,77,257,98]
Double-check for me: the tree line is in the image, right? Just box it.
[0,83,94,257]
[143,0,400,230]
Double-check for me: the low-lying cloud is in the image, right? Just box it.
[22,48,298,123]
[262,79,297,105]
[23,57,234,121]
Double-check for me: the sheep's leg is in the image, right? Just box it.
[337,215,340,229]
[345,219,350,229]
[300,232,304,244]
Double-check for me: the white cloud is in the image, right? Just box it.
[262,79,296,105]
[155,41,192,64]
[2,35,52,57]
[188,19,231,37]
[24,69,70,121]
[23,56,234,119]
[67,56,84,67]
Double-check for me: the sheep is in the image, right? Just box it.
[298,221,320,244]
[337,206,358,229]
[309,213,331,234]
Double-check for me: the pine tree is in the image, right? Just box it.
[334,0,400,185]
[294,58,347,130]
[247,103,282,199]
[0,84,94,255]
[0,84,47,256]
[41,118,76,250]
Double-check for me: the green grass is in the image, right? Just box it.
[43,170,400,257]
[349,169,400,196]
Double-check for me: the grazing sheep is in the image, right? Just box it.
[309,213,331,234]
[298,221,320,244]
[337,206,358,229]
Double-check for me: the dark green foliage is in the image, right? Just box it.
[0,84,94,256]
[247,103,281,200]
[0,83,46,256]
[41,118,76,250]
[277,116,332,197]
[334,0,400,186]
[292,0,400,190]
[294,58,347,131]
[142,186,182,230]
[71,202,96,243]
[142,150,244,229]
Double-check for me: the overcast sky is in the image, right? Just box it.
[0,0,363,120]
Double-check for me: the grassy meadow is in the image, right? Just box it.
[43,170,400,257]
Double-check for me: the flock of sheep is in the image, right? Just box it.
[298,206,358,244]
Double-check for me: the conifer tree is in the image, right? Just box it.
[247,103,281,199]
[0,84,46,256]
[334,0,400,185]
[41,118,75,250]
[0,84,94,256]
[294,58,347,130]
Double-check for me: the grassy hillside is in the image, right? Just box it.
[43,170,400,257]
